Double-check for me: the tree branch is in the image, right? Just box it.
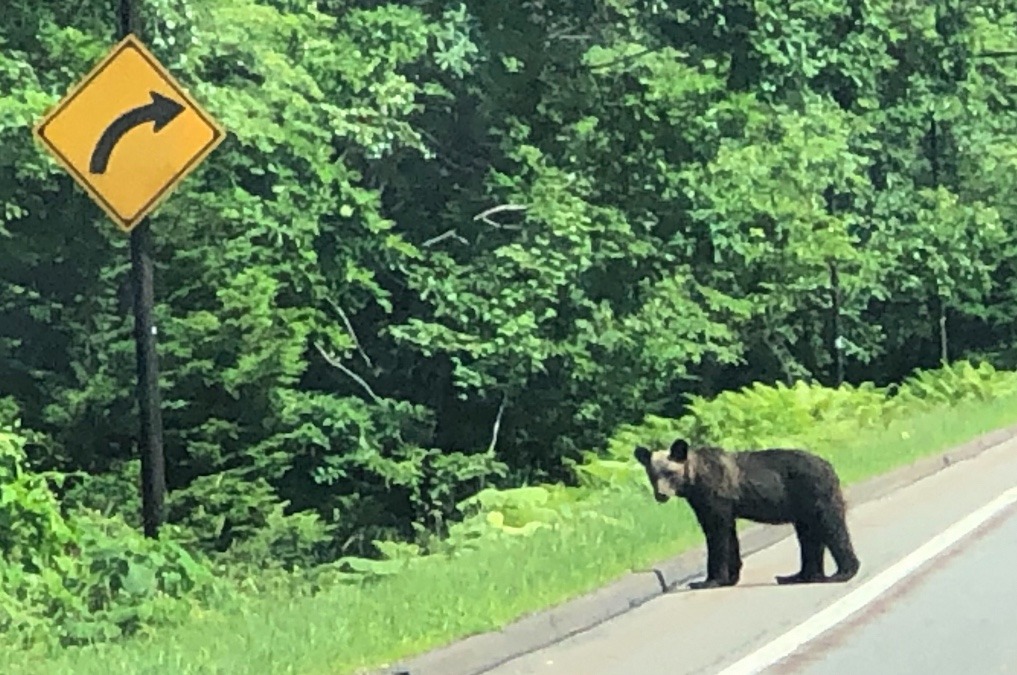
[974,50,1017,59]
[474,204,527,230]
[314,341,382,404]
[588,46,656,72]
[544,26,593,45]
[325,299,373,369]
[422,228,469,247]
[487,393,508,455]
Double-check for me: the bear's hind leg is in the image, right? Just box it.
[821,512,860,583]
[776,521,825,585]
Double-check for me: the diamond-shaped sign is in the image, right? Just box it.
[33,34,225,232]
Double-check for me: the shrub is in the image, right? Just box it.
[0,422,218,651]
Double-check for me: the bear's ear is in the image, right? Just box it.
[669,438,690,462]
[633,446,651,466]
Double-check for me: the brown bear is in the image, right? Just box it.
[633,437,860,589]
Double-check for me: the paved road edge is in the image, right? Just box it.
[377,422,1017,675]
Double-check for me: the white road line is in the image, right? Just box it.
[716,484,1017,675]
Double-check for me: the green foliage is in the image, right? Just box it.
[0,426,76,578]
[889,360,1017,414]
[455,482,620,532]
[598,360,1017,469]
[167,469,336,570]
[682,379,891,449]
[0,423,216,651]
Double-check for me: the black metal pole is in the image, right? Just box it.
[120,0,167,538]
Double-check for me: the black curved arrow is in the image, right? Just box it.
[89,91,184,174]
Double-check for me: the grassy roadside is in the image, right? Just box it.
[6,392,1017,675]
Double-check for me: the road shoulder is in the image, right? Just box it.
[376,423,1017,675]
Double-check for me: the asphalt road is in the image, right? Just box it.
[786,505,1017,675]
[484,436,1017,675]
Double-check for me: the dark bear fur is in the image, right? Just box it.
[633,437,860,590]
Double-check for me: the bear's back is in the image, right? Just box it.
[732,448,838,521]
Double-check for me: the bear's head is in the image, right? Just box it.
[633,437,691,503]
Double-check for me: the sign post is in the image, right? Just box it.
[32,0,225,537]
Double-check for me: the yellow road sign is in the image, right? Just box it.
[33,34,225,233]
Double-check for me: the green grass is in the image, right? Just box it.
[6,393,1017,675]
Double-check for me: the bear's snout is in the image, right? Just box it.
[654,492,669,504]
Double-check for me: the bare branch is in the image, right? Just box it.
[314,341,382,404]
[474,204,527,230]
[325,299,373,369]
[474,204,528,221]
[482,219,524,230]
[487,393,508,455]
[975,50,1017,59]
[588,46,656,72]
[544,26,592,44]
[422,229,469,247]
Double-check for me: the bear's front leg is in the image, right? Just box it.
[689,522,737,589]
[727,525,742,585]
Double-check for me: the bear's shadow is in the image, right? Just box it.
[666,580,812,593]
